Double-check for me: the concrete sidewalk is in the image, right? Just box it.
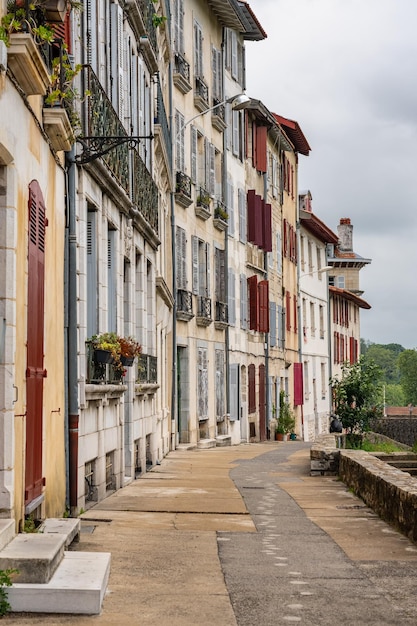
[3,442,417,625]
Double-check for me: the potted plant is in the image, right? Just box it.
[118,336,141,367]
[89,332,121,365]
[214,204,228,222]
[276,391,296,441]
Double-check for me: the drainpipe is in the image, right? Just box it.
[65,148,79,514]
[169,54,177,450]
[295,156,304,440]
[263,172,270,438]
[221,31,231,424]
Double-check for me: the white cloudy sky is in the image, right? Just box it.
[245,0,417,349]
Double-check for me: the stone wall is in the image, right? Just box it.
[339,450,417,542]
[371,417,417,447]
[310,436,417,543]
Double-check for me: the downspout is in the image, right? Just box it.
[263,172,270,438]
[295,155,304,440]
[65,147,79,514]
[169,48,177,449]
[221,30,230,422]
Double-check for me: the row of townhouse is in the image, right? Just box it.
[0,0,370,533]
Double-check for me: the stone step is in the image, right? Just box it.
[197,438,217,449]
[41,518,81,547]
[216,435,232,447]
[8,551,111,615]
[0,519,15,551]
[0,533,66,583]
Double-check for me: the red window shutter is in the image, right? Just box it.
[248,275,259,330]
[254,194,263,247]
[248,364,256,413]
[293,363,303,406]
[258,280,269,333]
[247,189,256,243]
[293,294,297,333]
[262,202,272,252]
[283,219,288,257]
[255,125,267,173]
[285,291,291,331]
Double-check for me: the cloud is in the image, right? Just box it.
[246,0,417,348]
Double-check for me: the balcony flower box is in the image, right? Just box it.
[7,33,51,96]
[43,106,75,152]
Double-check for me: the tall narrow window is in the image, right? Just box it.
[173,0,184,54]
[176,226,187,290]
[197,346,208,420]
[215,247,226,304]
[215,348,225,420]
[194,20,203,77]
[192,236,210,297]
[248,364,256,413]
[175,110,185,172]
[86,206,97,338]
[107,226,117,331]
[310,301,315,338]
[240,274,247,330]
[228,269,236,326]
[238,188,246,243]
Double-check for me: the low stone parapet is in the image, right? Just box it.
[310,434,342,475]
[339,450,417,542]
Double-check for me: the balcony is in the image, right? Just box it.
[136,354,158,395]
[215,301,228,330]
[176,289,194,321]
[195,187,211,220]
[196,296,212,327]
[125,0,158,73]
[194,76,209,113]
[132,150,159,234]
[154,78,172,174]
[173,52,191,94]
[213,201,228,231]
[211,98,227,132]
[85,342,127,386]
[175,171,193,208]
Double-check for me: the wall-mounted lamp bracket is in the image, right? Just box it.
[74,134,154,164]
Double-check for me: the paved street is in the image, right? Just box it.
[3,442,417,625]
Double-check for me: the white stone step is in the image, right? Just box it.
[0,519,15,550]
[8,551,111,615]
[216,435,232,447]
[197,438,217,449]
[0,533,66,583]
[41,518,81,547]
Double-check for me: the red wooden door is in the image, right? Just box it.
[25,180,46,505]
[259,364,266,441]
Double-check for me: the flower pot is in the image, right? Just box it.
[94,349,114,365]
[275,433,284,441]
[121,355,135,367]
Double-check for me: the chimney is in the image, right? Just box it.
[337,218,353,252]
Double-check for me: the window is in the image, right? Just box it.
[307,240,313,272]
[303,362,309,400]
[211,45,223,101]
[197,346,208,420]
[269,302,277,347]
[227,175,235,236]
[86,206,97,338]
[337,275,345,289]
[107,226,117,332]
[175,110,185,172]
[176,226,187,290]
[215,348,225,420]
[215,247,226,304]
[319,305,324,339]
[248,363,256,413]
[300,235,305,271]
[310,302,315,337]
[248,276,269,333]
[173,0,184,54]
[228,269,236,325]
[276,232,282,275]
[238,188,246,243]
[194,20,203,77]
[317,247,323,278]
[240,274,247,329]
[321,362,326,399]
[192,236,210,296]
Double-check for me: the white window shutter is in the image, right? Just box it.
[192,236,199,294]
[191,125,197,183]
[228,269,236,325]
[238,187,246,243]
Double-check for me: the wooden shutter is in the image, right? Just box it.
[205,242,210,297]
[215,247,225,301]
[293,294,298,333]
[26,180,47,504]
[248,275,258,331]
[286,291,291,331]
[228,269,236,325]
[197,347,208,419]
[191,125,197,183]
[227,176,234,236]
[262,201,272,252]
[240,274,247,330]
[247,189,256,243]
[258,280,269,333]
[238,188,246,243]
[192,236,199,294]
[229,363,239,421]
[209,143,215,196]
[269,301,277,347]
[248,363,256,413]
[255,125,267,173]
[277,232,282,274]
[176,226,187,290]
[86,209,97,338]
[294,362,303,406]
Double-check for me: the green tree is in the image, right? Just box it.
[397,349,417,405]
[384,383,405,407]
[363,344,400,384]
[330,356,384,435]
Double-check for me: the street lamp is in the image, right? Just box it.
[300,266,332,278]
[182,93,250,129]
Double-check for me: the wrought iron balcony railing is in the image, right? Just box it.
[175,171,193,208]
[174,52,190,83]
[215,301,228,324]
[195,76,209,102]
[137,354,158,384]
[132,150,159,232]
[196,296,212,326]
[176,289,193,320]
[155,78,172,161]
[86,342,126,384]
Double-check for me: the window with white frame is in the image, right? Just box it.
[107,226,117,332]
[194,20,203,78]
[240,273,247,329]
[211,45,223,101]
[86,206,98,338]
[215,348,225,420]
[192,236,210,297]
[197,345,208,420]
[319,304,324,339]
[175,110,185,172]
[316,246,323,277]
[310,301,315,338]
[173,0,184,54]
[176,226,187,290]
